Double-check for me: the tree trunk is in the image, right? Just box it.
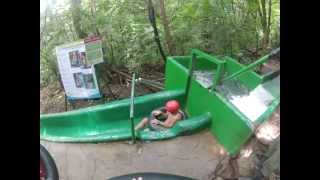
[158,0,176,55]
[258,0,272,50]
[71,0,87,39]
[262,28,270,50]
[40,10,48,46]
[90,0,100,36]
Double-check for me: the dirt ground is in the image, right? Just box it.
[40,68,164,114]
[41,125,280,180]
[41,131,227,180]
[40,82,136,113]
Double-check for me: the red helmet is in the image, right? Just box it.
[165,100,180,113]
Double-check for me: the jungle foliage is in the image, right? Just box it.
[40,0,279,87]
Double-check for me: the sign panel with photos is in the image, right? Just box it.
[56,40,101,100]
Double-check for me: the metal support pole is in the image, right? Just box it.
[184,53,196,108]
[64,94,68,111]
[211,61,225,90]
[130,73,136,144]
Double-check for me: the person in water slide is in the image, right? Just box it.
[135,100,185,131]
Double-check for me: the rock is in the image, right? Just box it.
[255,107,280,145]
[237,158,255,177]
[255,137,280,178]
[261,147,280,177]
[214,156,239,179]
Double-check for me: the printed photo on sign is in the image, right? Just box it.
[80,52,91,69]
[83,74,96,89]
[69,50,83,68]
[73,73,84,88]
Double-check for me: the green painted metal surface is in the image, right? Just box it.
[165,50,279,155]
[165,57,252,154]
[41,90,211,142]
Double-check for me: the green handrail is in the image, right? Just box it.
[130,73,136,144]
[223,48,280,82]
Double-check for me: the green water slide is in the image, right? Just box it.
[40,89,211,142]
[40,49,279,155]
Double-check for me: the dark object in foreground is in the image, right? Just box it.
[108,172,195,180]
[40,144,59,180]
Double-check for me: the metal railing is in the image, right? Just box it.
[129,73,136,144]
[222,48,280,82]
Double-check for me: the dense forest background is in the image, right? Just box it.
[40,0,279,87]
